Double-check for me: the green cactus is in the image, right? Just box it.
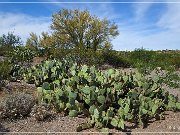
[69,110,78,117]
[97,95,106,104]
[21,59,180,132]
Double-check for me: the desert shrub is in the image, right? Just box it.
[36,48,46,57]
[0,60,12,90]
[129,48,156,72]
[0,60,27,82]
[0,93,35,119]
[31,103,55,121]
[50,48,104,66]
[154,52,180,69]
[67,49,104,66]
[0,80,6,91]
[129,48,180,74]
[171,53,180,68]
[0,60,12,91]
[0,46,14,56]
[102,50,131,68]
[50,48,71,60]
[128,49,180,88]
[0,60,12,80]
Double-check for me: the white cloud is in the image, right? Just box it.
[157,4,180,32]
[113,23,180,50]
[133,0,155,22]
[112,25,180,51]
[88,3,120,20]
[0,12,51,43]
[134,4,152,22]
[113,2,180,51]
[42,0,119,20]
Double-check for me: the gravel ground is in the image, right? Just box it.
[0,115,86,133]
[163,85,180,101]
[0,81,36,103]
[0,111,180,134]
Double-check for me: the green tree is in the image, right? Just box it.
[0,32,22,56]
[39,32,56,48]
[26,32,56,57]
[51,9,119,51]
[0,32,22,47]
[26,32,40,52]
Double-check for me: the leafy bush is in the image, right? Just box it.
[49,48,69,59]
[0,60,12,90]
[50,48,104,66]
[103,50,131,68]
[154,52,180,69]
[128,48,156,73]
[129,48,180,74]
[0,60,11,80]
[0,46,13,56]
[0,93,35,119]
[0,60,27,82]
[66,49,104,66]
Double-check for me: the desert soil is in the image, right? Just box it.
[0,111,180,135]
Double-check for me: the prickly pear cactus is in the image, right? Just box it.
[25,59,180,132]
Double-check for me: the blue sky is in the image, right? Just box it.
[0,0,180,51]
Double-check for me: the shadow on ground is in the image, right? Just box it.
[0,123,10,134]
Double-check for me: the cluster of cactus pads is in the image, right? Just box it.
[23,59,72,86]
[24,59,180,131]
